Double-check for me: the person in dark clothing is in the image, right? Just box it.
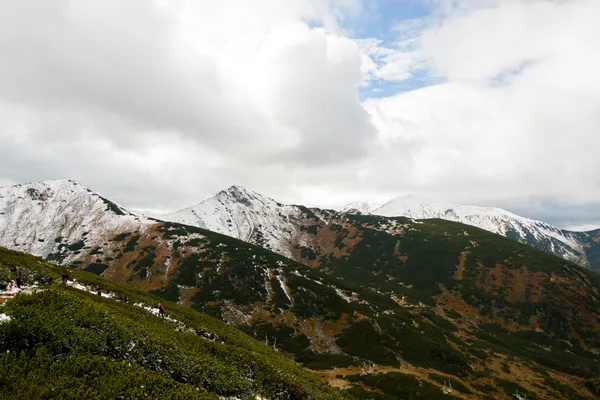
[158,303,165,318]
[61,269,69,284]
[123,295,129,303]
[14,267,23,289]
[97,287,102,296]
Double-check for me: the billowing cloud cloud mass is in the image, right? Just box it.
[0,0,598,229]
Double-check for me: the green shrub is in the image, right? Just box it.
[67,241,85,251]
[124,235,141,253]
[84,263,109,275]
[0,263,12,289]
[0,246,348,399]
[347,372,458,400]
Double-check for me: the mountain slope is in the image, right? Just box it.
[143,185,326,259]
[0,179,153,264]
[62,217,600,399]
[6,212,597,399]
[2,180,600,398]
[152,187,600,272]
[0,247,346,400]
[371,195,598,271]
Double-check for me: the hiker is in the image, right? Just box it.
[97,287,102,296]
[123,295,129,303]
[158,303,165,318]
[61,269,69,284]
[14,267,23,289]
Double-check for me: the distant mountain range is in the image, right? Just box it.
[368,195,600,272]
[143,185,600,272]
[1,179,600,399]
[1,180,598,272]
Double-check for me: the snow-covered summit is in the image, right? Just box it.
[215,185,281,207]
[372,194,589,267]
[0,179,150,261]
[148,185,300,257]
[339,201,380,215]
[374,194,530,231]
[1,180,597,271]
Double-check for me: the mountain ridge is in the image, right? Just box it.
[1,180,600,398]
[144,184,600,272]
[370,194,596,270]
[2,179,599,272]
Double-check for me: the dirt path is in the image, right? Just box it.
[454,250,469,280]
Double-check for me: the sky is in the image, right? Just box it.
[0,0,599,230]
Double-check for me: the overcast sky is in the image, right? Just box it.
[1,0,599,230]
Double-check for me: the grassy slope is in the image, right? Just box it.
[0,247,349,400]
[143,217,600,399]
[28,214,600,399]
[290,215,600,398]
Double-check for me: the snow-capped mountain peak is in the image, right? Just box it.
[1,180,598,272]
[2,178,132,216]
[372,194,591,268]
[214,185,275,207]
[339,201,381,215]
[0,179,149,262]
[375,195,522,222]
[150,185,299,256]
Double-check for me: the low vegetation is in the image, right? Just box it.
[0,247,348,400]
[10,211,600,399]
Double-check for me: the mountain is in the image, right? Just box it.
[369,195,600,272]
[2,180,598,273]
[142,185,341,260]
[0,247,346,399]
[339,201,380,215]
[0,179,153,264]
[2,179,600,398]
[137,215,600,400]
[150,187,600,272]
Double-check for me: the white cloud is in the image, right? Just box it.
[419,0,600,83]
[0,0,375,206]
[354,18,426,83]
[0,0,373,160]
[0,0,598,229]
[566,224,600,232]
[357,0,600,227]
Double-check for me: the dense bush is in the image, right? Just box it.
[0,247,348,400]
[0,263,12,289]
[347,372,458,400]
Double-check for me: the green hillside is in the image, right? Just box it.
[0,247,348,400]
[74,215,600,399]
[7,209,600,399]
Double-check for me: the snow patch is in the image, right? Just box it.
[334,287,355,303]
[276,273,293,305]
